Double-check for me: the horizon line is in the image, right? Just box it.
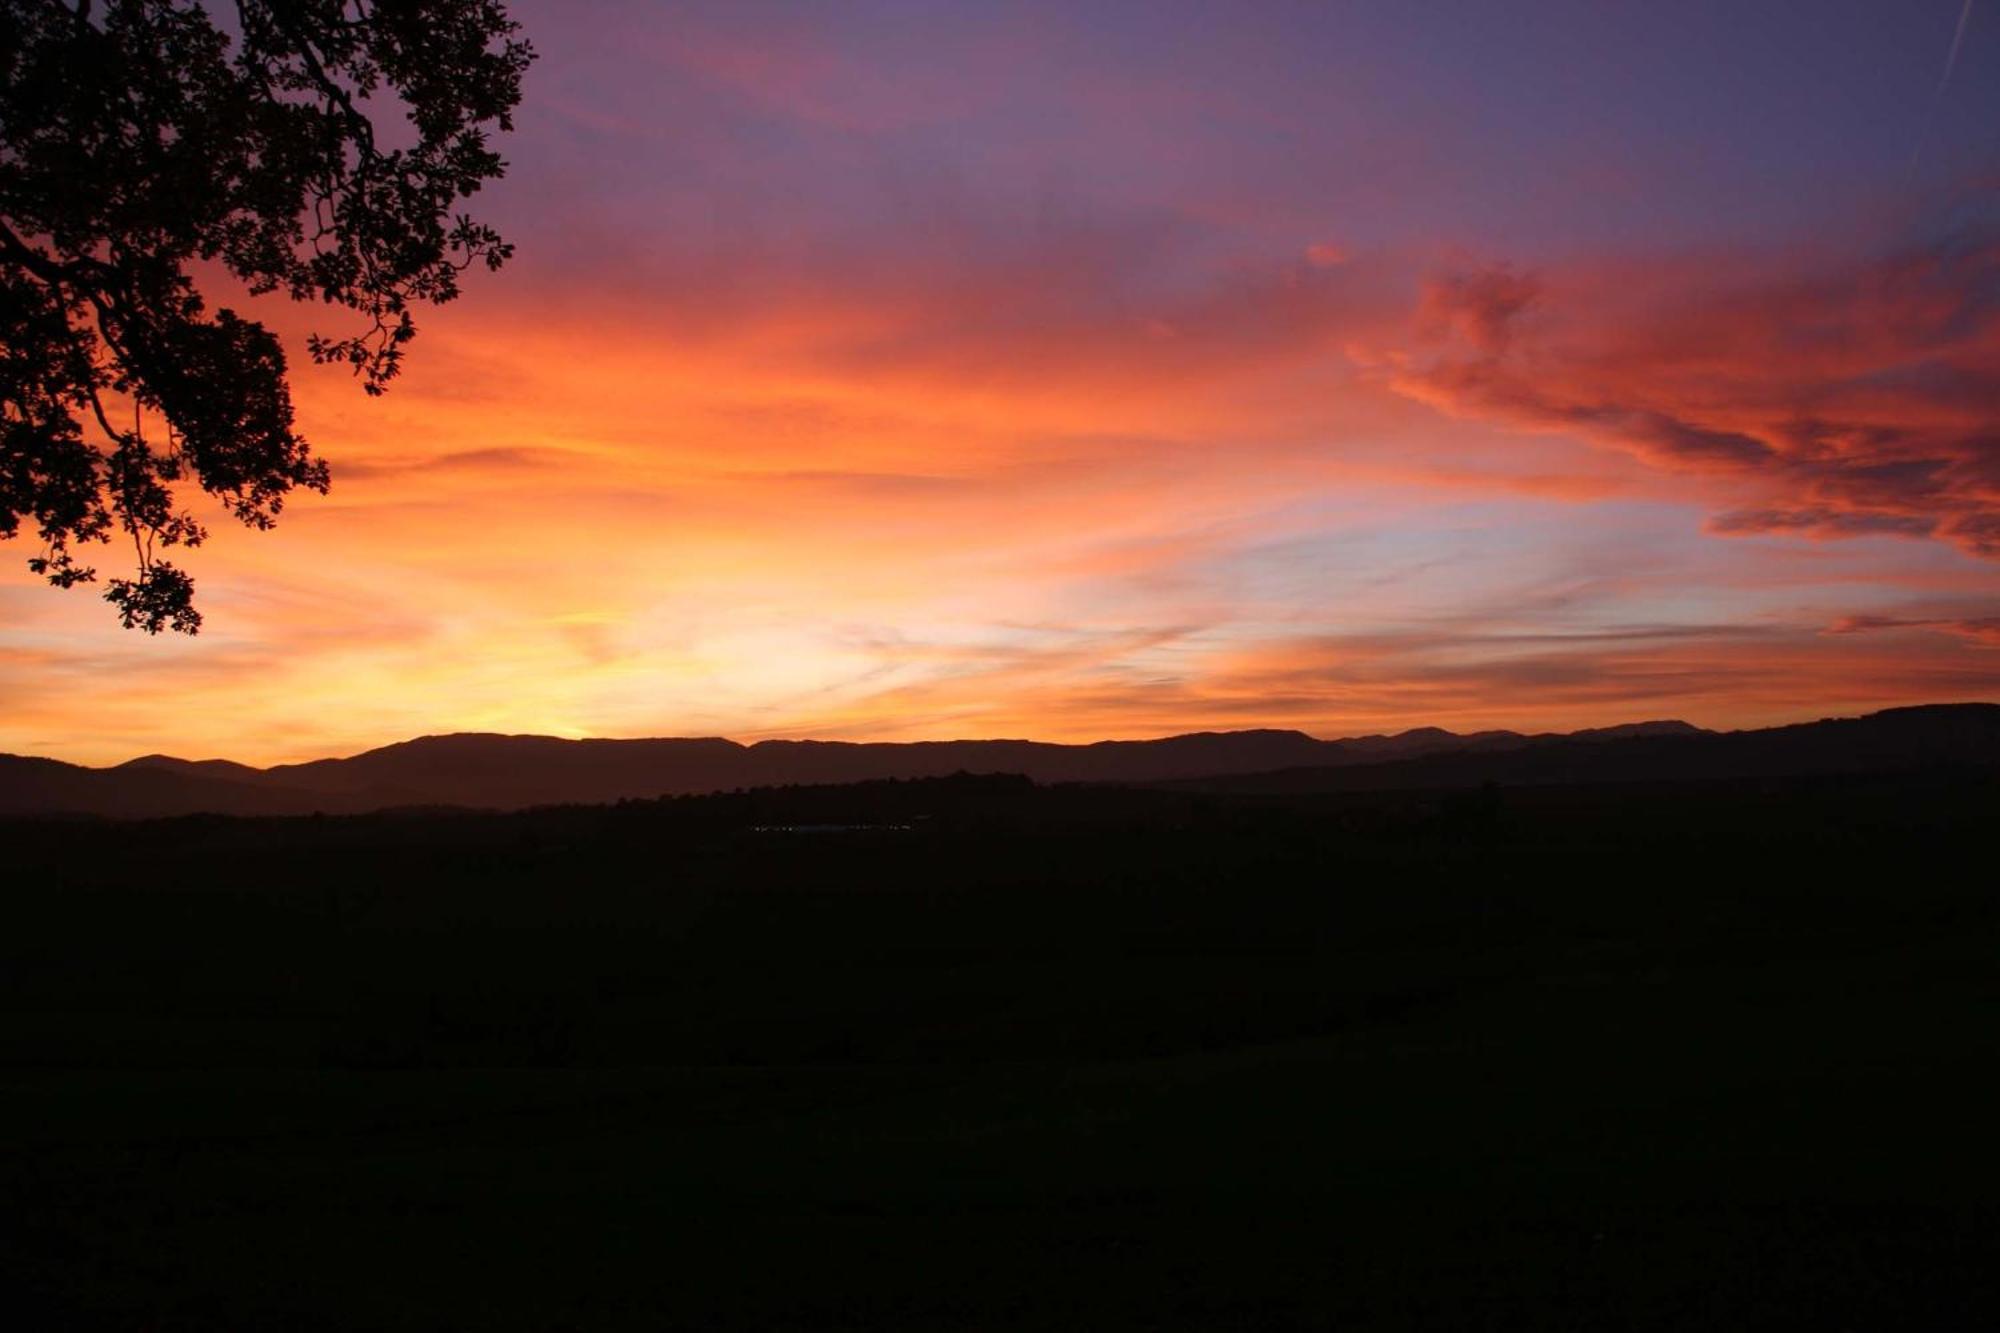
[15,700,1997,773]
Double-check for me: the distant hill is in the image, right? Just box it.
[0,706,1991,818]
[1164,704,2000,795]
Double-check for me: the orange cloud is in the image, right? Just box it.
[745,617,2000,745]
[1825,613,2000,647]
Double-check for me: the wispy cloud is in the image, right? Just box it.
[1388,210,2000,558]
[1826,612,2000,646]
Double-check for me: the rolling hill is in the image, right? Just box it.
[3,706,1993,818]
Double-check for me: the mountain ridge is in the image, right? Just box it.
[2,706,1990,819]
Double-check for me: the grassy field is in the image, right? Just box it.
[4,770,1995,1328]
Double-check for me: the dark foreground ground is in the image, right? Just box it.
[3,769,1996,1329]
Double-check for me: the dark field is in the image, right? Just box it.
[4,770,1996,1329]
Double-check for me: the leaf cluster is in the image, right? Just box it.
[0,0,531,630]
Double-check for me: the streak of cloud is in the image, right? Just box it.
[1909,0,1978,184]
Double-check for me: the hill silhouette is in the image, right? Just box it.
[1,707,1990,817]
[1165,702,2000,794]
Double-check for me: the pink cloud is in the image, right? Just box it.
[1389,215,2000,558]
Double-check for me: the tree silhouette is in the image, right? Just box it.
[0,0,532,631]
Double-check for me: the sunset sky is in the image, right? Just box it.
[5,0,1998,765]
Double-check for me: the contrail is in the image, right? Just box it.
[1908,0,1977,185]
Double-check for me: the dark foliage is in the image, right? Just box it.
[0,0,531,630]
[2,769,1996,1328]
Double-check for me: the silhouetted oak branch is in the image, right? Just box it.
[0,0,532,631]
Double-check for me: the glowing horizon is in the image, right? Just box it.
[4,0,1997,767]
